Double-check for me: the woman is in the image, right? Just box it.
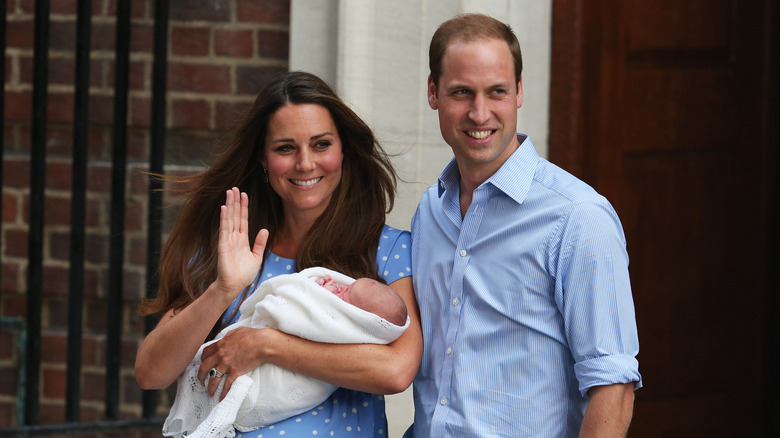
[135,71,422,437]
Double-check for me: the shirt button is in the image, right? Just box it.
[452,297,460,306]
[446,346,453,355]
[440,397,447,405]
[459,249,467,257]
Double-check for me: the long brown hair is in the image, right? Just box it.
[138,71,397,317]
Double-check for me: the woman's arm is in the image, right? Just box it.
[135,188,268,389]
[199,275,423,397]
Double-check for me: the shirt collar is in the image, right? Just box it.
[437,134,539,205]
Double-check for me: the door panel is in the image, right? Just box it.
[550,0,777,435]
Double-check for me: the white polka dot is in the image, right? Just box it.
[342,412,347,418]
[267,273,273,277]
[382,256,388,261]
[269,426,275,430]
[406,267,411,272]
[318,406,323,410]
[399,272,405,277]
[279,431,285,435]
[275,256,280,262]
[312,411,318,415]
[352,408,357,413]
[312,431,318,436]
[357,427,361,432]
[378,429,385,435]
[346,427,352,431]
[295,418,301,422]
[330,432,334,437]
[377,395,384,400]
[383,270,389,276]
[394,254,400,259]
[286,265,292,270]
[382,234,388,239]
[402,244,407,248]
[362,402,369,407]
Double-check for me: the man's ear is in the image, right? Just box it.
[516,77,524,109]
[427,75,439,110]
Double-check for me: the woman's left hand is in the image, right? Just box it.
[198,326,272,399]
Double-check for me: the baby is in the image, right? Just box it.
[315,275,408,326]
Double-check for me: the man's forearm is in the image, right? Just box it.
[579,383,635,438]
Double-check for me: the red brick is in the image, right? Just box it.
[235,65,286,95]
[84,233,109,265]
[41,265,69,296]
[85,299,107,332]
[171,25,210,57]
[215,100,251,131]
[82,267,102,298]
[214,29,253,58]
[4,90,32,121]
[0,402,15,427]
[3,230,28,258]
[170,0,230,22]
[0,332,14,360]
[27,195,72,227]
[50,0,78,14]
[46,160,73,190]
[0,365,19,396]
[50,20,77,52]
[48,57,76,86]
[91,58,108,88]
[131,60,149,91]
[122,269,144,301]
[128,235,147,265]
[43,368,67,398]
[48,92,75,124]
[5,20,34,50]
[105,0,153,19]
[128,166,150,196]
[88,94,115,126]
[87,164,112,193]
[258,30,289,59]
[237,0,290,25]
[167,63,231,94]
[171,98,211,129]
[127,127,150,160]
[38,402,64,425]
[1,295,26,318]
[125,199,145,232]
[44,125,75,158]
[130,22,154,54]
[1,262,20,293]
[81,334,101,366]
[47,298,69,329]
[82,370,105,401]
[91,21,116,51]
[129,95,151,128]
[2,193,19,222]
[18,55,33,85]
[40,332,67,362]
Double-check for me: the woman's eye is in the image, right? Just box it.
[314,141,331,149]
[275,144,294,152]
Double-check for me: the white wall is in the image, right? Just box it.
[290,1,552,436]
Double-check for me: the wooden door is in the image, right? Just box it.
[549,0,778,436]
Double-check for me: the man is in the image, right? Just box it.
[407,13,641,437]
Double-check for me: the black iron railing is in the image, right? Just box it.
[0,0,170,435]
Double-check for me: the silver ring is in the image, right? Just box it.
[208,367,225,379]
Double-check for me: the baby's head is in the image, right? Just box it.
[318,276,407,326]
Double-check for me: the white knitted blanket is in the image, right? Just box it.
[162,267,409,438]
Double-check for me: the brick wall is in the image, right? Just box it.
[0,0,289,428]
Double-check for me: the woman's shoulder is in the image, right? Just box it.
[380,224,410,243]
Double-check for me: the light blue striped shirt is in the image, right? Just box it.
[407,135,641,437]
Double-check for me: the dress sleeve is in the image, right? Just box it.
[376,225,412,284]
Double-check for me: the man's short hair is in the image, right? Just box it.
[429,13,523,89]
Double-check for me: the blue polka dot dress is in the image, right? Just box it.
[220,225,412,438]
